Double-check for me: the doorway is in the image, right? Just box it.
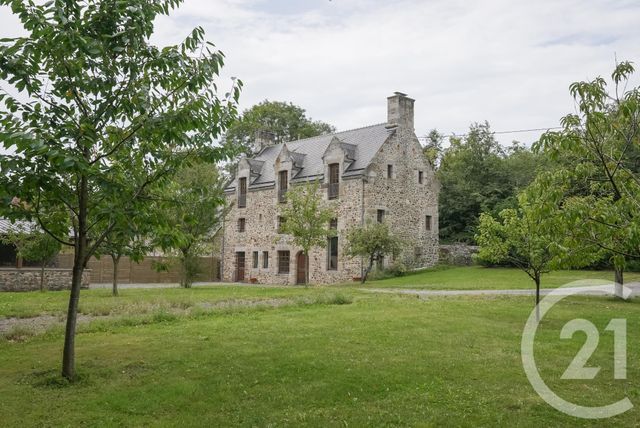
[296,251,308,285]
[235,251,245,282]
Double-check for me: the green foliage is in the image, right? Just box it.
[225,100,335,154]
[1,224,61,267]
[278,181,336,284]
[346,221,402,283]
[423,129,444,168]
[535,61,640,272]
[438,122,545,243]
[154,162,226,288]
[0,0,240,379]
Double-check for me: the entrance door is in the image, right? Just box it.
[296,251,308,285]
[235,252,245,282]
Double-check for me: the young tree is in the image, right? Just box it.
[0,1,240,380]
[1,224,61,291]
[278,181,336,285]
[346,222,402,284]
[154,162,226,288]
[536,61,640,289]
[225,100,335,154]
[475,179,599,320]
[97,226,148,297]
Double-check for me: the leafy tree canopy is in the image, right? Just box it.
[0,0,240,380]
[225,100,335,155]
[438,122,546,243]
[346,221,402,283]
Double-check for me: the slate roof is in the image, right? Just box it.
[0,218,36,235]
[226,123,393,191]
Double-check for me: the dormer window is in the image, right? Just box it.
[328,163,339,200]
[278,170,288,203]
[238,177,247,208]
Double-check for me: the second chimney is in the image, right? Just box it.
[387,92,415,130]
[253,129,276,153]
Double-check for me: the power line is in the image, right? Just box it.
[419,126,563,140]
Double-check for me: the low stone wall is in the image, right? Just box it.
[0,268,90,292]
[439,244,479,266]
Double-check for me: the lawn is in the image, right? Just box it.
[365,265,640,290]
[0,281,639,426]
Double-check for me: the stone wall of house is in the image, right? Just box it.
[363,125,439,270]
[221,178,365,285]
[0,268,91,292]
[439,244,479,266]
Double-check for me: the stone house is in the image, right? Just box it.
[221,92,439,285]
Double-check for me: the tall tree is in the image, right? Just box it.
[225,100,335,155]
[278,181,336,285]
[154,162,226,288]
[0,0,240,380]
[536,61,640,289]
[438,122,545,243]
[346,221,402,284]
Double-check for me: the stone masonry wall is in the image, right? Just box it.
[363,126,439,269]
[0,268,91,292]
[222,178,364,285]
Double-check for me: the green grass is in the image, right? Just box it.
[0,283,639,426]
[365,265,640,290]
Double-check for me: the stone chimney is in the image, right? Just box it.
[387,92,414,130]
[253,129,276,153]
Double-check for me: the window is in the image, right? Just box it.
[238,177,247,208]
[418,170,424,184]
[377,209,385,223]
[237,218,246,232]
[277,216,286,233]
[387,164,393,179]
[263,251,269,269]
[425,215,432,231]
[252,251,259,269]
[278,170,288,203]
[328,163,339,199]
[278,250,290,274]
[327,236,338,271]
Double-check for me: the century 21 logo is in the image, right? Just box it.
[521,281,634,419]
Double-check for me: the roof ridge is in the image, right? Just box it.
[286,122,387,146]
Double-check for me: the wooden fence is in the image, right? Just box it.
[56,254,220,284]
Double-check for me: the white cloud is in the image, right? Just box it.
[2,0,640,147]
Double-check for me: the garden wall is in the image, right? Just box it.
[439,244,479,266]
[0,268,90,292]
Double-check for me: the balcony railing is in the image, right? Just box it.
[328,182,339,200]
[238,193,246,208]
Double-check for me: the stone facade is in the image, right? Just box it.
[0,268,91,292]
[221,92,439,285]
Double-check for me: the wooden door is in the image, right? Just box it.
[235,252,245,282]
[296,252,307,285]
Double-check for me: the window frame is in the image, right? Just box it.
[425,215,432,231]
[387,164,393,179]
[377,209,385,223]
[277,250,290,274]
[238,177,247,208]
[262,251,269,269]
[418,170,424,184]
[252,251,259,269]
[237,217,246,233]
[278,170,288,203]
[328,163,340,200]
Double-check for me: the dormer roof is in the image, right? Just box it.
[226,123,393,192]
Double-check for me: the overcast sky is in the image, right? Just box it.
[1,0,639,146]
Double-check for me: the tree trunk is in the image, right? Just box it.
[534,274,541,322]
[62,255,85,381]
[111,254,120,297]
[40,260,46,292]
[361,256,374,284]
[614,266,624,299]
[62,172,88,381]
